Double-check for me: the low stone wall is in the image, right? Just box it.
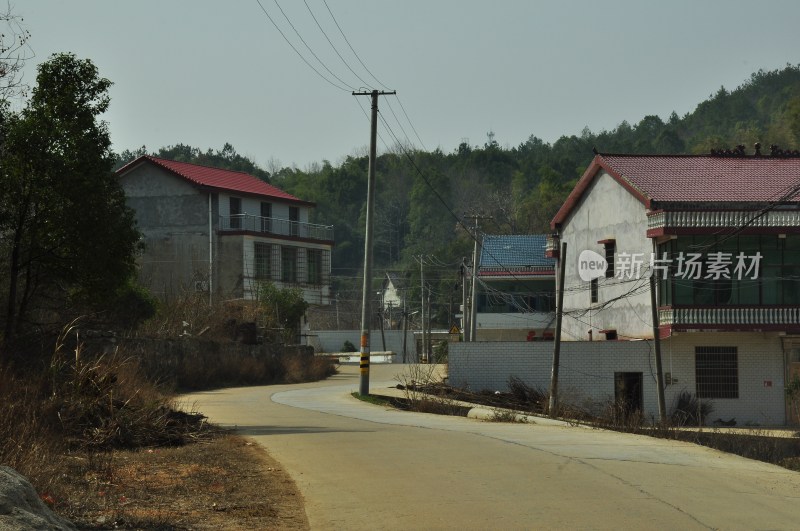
[87,337,314,390]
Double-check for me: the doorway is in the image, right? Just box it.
[614,372,643,423]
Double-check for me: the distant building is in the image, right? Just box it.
[474,234,556,341]
[380,273,406,329]
[117,156,334,304]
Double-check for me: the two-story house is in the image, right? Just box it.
[548,148,800,424]
[474,234,556,341]
[117,156,334,304]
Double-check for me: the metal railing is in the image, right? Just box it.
[220,214,334,241]
[659,306,800,327]
[648,210,800,231]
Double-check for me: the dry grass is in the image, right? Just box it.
[48,433,308,530]
[0,325,313,529]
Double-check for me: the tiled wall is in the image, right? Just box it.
[449,332,787,426]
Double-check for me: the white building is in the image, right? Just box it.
[546,149,800,425]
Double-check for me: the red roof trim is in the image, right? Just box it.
[550,156,651,229]
[551,153,800,229]
[117,155,314,207]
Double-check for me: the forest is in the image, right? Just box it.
[116,64,800,328]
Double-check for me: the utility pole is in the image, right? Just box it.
[650,273,668,423]
[549,241,567,417]
[353,89,395,396]
[402,302,408,363]
[417,254,426,362]
[466,214,491,342]
[461,259,469,341]
[426,287,432,363]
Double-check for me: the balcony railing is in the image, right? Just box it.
[648,210,800,232]
[220,214,334,242]
[659,306,800,328]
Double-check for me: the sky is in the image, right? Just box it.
[12,0,800,171]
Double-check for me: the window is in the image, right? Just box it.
[281,246,297,283]
[602,240,616,278]
[289,206,299,236]
[307,249,322,284]
[260,202,272,233]
[254,242,271,280]
[695,346,738,399]
[229,197,242,229]
[590,278,598,303]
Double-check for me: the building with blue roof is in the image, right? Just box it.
[473,234,556,341]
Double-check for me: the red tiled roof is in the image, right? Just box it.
[117,155,312,206]
[552,154,800,228]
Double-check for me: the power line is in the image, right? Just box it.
[254,0,350,92]
[271,0,357,91]
[322,0,390,90]
[303,0,372,89]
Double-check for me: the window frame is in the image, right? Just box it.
[695,346,738,399]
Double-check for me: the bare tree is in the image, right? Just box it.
[0,4,33,101]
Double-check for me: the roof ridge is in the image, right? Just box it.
[599,152,716,158]
[146,155,255,176]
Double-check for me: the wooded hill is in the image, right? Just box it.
[117,64,800,326]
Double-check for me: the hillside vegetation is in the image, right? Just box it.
[117,64,800,328]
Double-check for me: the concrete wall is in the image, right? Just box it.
[306,330,418,362]
[559,170,653,340]
[121,164,215,299]
[121,162,331,303]
[449,331,787,425]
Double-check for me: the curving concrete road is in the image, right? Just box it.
[183,365,800,530]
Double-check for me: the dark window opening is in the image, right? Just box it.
[602,329,618,340]
[289,206,299,236]
[307,249,322,284]
[260,202,272,232]
[590,278,598,303]
[281,247,297,283]
[254,242,271,280]
[230,197,242,229]
[695,346,738,399]
[604,241,616,278]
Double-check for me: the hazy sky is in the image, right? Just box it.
[14,1,800,171]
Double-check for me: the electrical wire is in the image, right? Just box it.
[254,0,350,92]
[322,0,390,90]
[303,0,372,89]
[271,0,356,91]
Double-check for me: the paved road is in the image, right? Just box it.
[183,365,800,530]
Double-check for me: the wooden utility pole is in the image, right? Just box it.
[466,215,491,342]
[549,241,567,417]
[353,89,395,396]
[461,259,469,340]
[650,274,668,422]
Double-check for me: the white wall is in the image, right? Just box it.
[449,331,787,426]
[306,330,418,362]
[559,170,653,340]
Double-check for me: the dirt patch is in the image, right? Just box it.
[53,434,308,530]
